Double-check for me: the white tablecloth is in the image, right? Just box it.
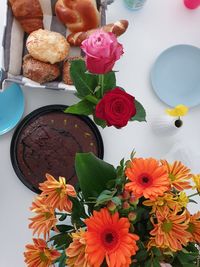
[1,0,200,266]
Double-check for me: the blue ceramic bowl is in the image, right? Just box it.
[0,82,24,135]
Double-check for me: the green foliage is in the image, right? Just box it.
[50,232,72,250]
[75,153,117,202]
[95,189,117,206]
[58,214,67,221]
[55,251,67,267]
[70,60,98,97]
[64,99,95,116]
[95,72,116,98]
[172,243,199,267]
[56,225,74,233]
[70,197,88,228]
[131,99,147,122]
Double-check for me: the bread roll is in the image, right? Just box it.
[26,29,70,64]
[8,0,43,34]
[55,0,100,33]
[23,55,60,84]
[67,20,129,46]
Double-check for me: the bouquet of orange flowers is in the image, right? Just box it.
[24,152,200,267]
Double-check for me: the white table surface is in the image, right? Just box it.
[1,0,200,266]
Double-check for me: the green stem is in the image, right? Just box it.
[85,95,99,105]
[98,74,105,98]
[188,192,199,198]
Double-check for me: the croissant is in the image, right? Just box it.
[67,20,129,46]
[55,0,100,33]
[8,0,43,34]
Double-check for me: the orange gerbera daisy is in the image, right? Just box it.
[85,208,139,267]
[24,238,60,267]
[161,160,192,191]
[187,211,200,243]
[29,196,57,239]
[66,229,91,267]
[125,158,170,199]
[148,206,191,252]
[39,173,77,212]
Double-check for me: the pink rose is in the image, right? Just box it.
[81,30,123,74]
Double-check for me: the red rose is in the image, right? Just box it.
[95,88,136,128]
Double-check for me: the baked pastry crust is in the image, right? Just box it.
[55,0,100,33]
[8,0,43,34]
[23,55,60,84]
[26,29,70,64]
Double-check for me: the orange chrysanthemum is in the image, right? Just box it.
[192,174,200,192]
[29,196,57,239]
[24,238,60,267]
[85,208,139,267]
[143,193,179,213]
[39,174,77,212]
[148,206,191,252]
[161,160,192,191]
[66,229,91,267]
[125,158,170,199]
[187,211,200,243]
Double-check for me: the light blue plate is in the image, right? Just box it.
[151,45,200,107]
[0,83,24,135]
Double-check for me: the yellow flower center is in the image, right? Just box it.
[39,252,48,262]
[56,187,62,194]
[157,200,164,206]
[169,174,176,181]
[162,221,173,233]
[44,212,52,219]
[187,222,195,233]
[56,187,66,198]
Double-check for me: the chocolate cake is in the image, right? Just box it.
[11,105,103,193]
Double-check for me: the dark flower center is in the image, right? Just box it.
[142,177,149,183]
[102,229,119,250]
[105,233,114,243]
[138,173,153,187]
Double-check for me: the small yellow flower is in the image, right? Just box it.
[192,174,200,192]
[166,104,189,117]
[178,192,189,208]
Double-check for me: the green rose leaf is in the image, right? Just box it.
[96,72,116,98]
[64,99,95,116]
[70,60,98,97]
[131,99,147,122]
[93,116,107,128]
[75,153,117,202]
